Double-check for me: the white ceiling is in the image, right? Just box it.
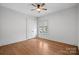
[0,3,77,17]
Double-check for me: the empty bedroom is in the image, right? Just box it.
[0,3,79,55]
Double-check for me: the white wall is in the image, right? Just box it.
[38,6,77,46]
[0,5,37,46]
[0,6,27,46]
[77,4,79,47]
[26,16,37,39]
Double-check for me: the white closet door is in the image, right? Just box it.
[26,16,37,39]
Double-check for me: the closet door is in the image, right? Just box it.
[26,16,37,39]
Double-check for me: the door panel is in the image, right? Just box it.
[26,16,37,39]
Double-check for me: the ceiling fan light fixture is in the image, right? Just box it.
[36,8,41,11]
[31,3,47,12]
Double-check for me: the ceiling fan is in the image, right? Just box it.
[31,3,47,12]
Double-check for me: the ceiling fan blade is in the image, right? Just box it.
[32,4,36,7]
[41,3,45,6]
[42,8,47,10]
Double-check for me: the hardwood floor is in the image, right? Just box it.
[0,38,78,55]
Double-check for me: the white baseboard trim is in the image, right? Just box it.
[0,39,27,47]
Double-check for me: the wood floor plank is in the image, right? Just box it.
[0,38,78,55]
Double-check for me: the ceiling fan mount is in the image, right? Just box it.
[31,3,47,12]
